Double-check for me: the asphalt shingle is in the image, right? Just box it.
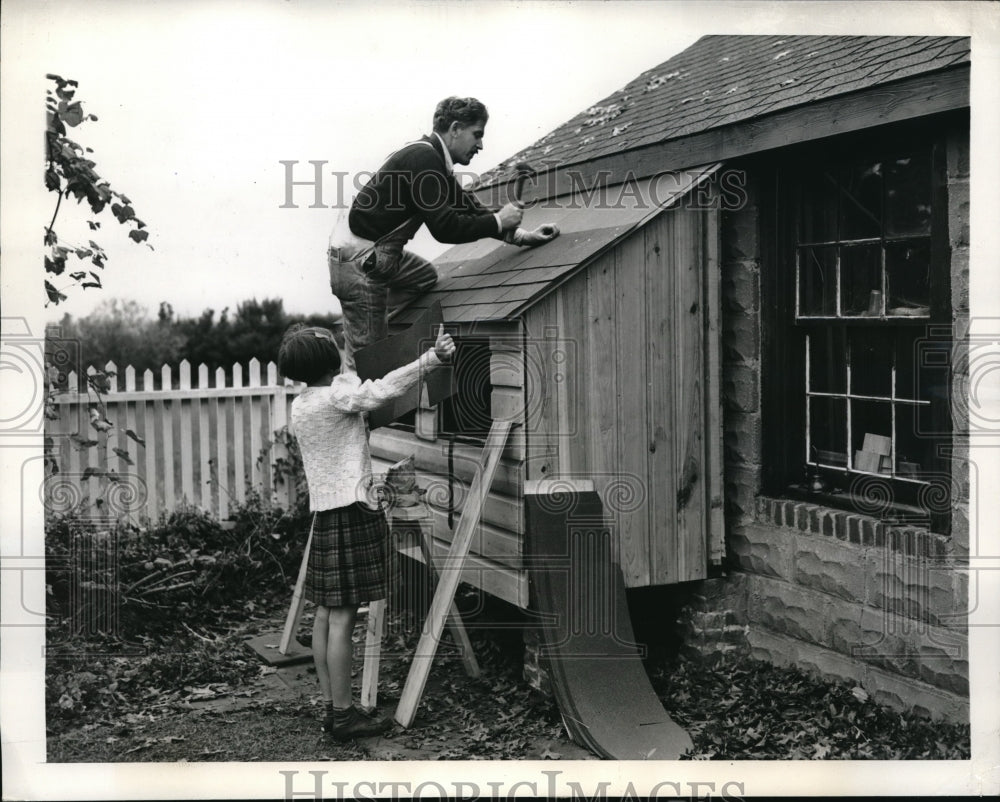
[478,36,969,187]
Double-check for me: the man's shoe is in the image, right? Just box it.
[323,706,391,741]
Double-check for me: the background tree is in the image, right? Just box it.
[47,298,341,387]
[45,74,152,305]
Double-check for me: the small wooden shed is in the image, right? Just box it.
[372,165,726,606]
[369,35,973,721]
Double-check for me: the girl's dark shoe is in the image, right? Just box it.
[323,706,391,740]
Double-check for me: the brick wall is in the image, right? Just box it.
[689,125,972,723]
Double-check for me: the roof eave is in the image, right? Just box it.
[477,62,969,208]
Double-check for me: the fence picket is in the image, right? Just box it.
[197,365,211,512]
[248,359,262,494]
[178,360,195,504]
[272,384,290,509]
[214,367,228,519]
[232,364,246,505]
[160,365,175,511]
[143,369,157,519]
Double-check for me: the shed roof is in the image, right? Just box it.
[392,165,719,325]
[479,35,970,187]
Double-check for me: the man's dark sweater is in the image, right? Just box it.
[349,135,502,245]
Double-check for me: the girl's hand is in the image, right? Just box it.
[434,324,456,362]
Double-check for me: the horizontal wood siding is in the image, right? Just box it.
[523,205,721,587]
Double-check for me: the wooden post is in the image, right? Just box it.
[394,420,511,728]
[278,516,314,655]
[360,599,386,710]
[412,514,480,679]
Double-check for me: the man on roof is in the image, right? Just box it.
[328,96,559,367]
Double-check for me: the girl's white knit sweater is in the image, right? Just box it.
[290,348,442,512]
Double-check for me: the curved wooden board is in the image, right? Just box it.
[525,483,693,760]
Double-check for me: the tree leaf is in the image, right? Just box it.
[129,229,149,243]
[45,280,67,304]
[88,221,100,230]
[125,429,147,447]
[45,168,61,192]
[63,101,85,127]
[81,466,105,480]
[70,271,87,281]
[70,433,100,450]
[112,448,135,465]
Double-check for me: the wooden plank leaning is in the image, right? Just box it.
[410,510,481,679]
[278,514,315,654]
[394,420,512,728]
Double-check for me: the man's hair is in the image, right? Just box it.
[432,97,488,134]
[277,324,342,384]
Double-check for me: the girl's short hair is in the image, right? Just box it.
[277,324,342,383]
[432,97,488,133]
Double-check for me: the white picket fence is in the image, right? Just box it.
[45,359,304,522]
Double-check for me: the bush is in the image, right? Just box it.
[45,494,313,729]
[45,494,310,641]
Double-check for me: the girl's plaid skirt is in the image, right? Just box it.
[304,502,389,607]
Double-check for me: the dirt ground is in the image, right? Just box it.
[47,601,596,762]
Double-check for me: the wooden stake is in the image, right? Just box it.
[415,516,480,679]
[279,514,315,654]
[394,420,511,728]
[360,599,386,709]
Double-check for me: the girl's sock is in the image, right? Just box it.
[330,703,352,726]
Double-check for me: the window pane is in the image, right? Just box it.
[799,169,839,243]
[886,240,930,315]
[851,400,892,473]
[895,404,933,476]
[808,328,847,394]
[798,246,837,316]
[850,331,892,398]
[809,396,847,466]
[885,151,932,238]
[840,244,882,316]
[840,160,882,240]
[914,336,950,408]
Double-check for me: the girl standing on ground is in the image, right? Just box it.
[278,323,454,739]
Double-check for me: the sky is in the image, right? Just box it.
[8,0,709,323]
[4,0,996,327]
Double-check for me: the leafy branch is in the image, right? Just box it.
[45,74,152,306]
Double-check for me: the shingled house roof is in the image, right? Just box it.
[480,35,969,187]
[395,35,970,325]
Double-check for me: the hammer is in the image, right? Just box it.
[511,161,536,207]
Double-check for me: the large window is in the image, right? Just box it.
[764,125,953,529]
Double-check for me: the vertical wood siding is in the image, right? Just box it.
[524,206,724,587]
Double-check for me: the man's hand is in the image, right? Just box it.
[497,202,524,231]
[434,324,456,362]
[510,224,560,247]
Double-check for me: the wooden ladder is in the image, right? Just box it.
[394,420,512,728]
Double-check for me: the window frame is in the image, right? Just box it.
[761,119,954,533]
